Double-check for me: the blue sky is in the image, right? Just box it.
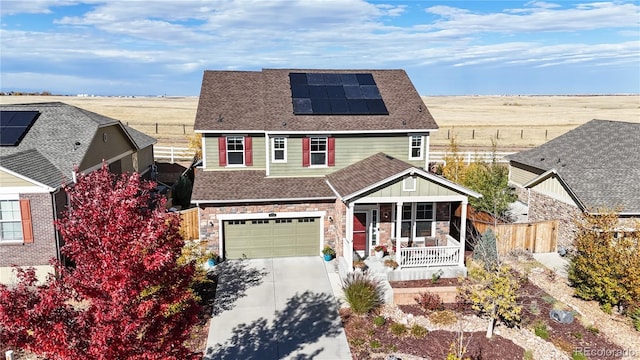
[1,0,638,96]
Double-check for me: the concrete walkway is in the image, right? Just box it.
[204,257,351,360]
[533,252,570,278]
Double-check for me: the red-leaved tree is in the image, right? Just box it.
[0,164,201,359]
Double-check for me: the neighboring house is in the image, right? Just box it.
[506,119,640,248]
[0,102,156,284]
[191,69,480,278]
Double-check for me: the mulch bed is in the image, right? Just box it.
[517,279,624,360]
[389,275,625,360]
[341,310,524,360]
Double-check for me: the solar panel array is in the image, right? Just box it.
[289,73,389,115]
[0,111,40,146]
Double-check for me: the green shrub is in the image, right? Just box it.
[410,324,428,338]
[373,315,386,327]
[523,350,534,360]
[572,351,587,360]
[341,271,385,314]
[600,303,612,314]
[586,325,599,335]
[533,322,549,340]
[541,295,556,304]
[369,339,381,349]
[627,304,640,331]
[390,322,407,336]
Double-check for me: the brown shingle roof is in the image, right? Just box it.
[194,69,438,132]
[326,153,413,198]
[191,169,335,203]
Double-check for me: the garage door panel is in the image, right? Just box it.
[224,217,320,259]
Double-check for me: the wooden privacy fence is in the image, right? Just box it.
[471,219,559,254]
[179,208,199,240]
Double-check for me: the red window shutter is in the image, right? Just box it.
[218,137,227,166]
[20,199,33,244]
[244,136,253,166]
[302,137,310,167]
[328,137,335,167]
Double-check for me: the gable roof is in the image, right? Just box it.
[194,69,438,133]
[506,119,640,214]
[326,152,482,201]
[0,102,156,189]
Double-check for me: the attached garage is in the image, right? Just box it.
[223,217,321,259]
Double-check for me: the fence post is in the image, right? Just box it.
[472,129,475,139]
[466,152,471,164]
[6,350,14,360]
[155,123,158,134]
[496,129,500,139]
[521,129,523,139]
[170,147,175,163]
[183,124,186,134]
[545,129,548,140]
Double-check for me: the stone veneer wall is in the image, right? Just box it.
[435,221,450,244]
[528,190,581,250]
[511,184,529,204]
[199,200,339,256]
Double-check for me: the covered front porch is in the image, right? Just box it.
[324,153,480,280]
[341,198,469,277]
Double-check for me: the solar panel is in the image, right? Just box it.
[289,72,388,115]
[0,110,39,146]
[330,100,350,114]
[292,98,313,114]
[311,99,332,114]
[289,73,308,84]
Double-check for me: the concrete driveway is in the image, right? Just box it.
[204,256,351,360]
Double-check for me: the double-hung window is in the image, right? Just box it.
[310,137,327,166]
[272,137,287,162]
[415,203,434,237]
[409,135,423,160]
[226,136,244,165]
[0,200,23,242]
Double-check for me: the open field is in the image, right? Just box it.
[2,95,638,149]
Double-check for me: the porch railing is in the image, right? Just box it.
[398,235,461,268]
[342,237,353,272]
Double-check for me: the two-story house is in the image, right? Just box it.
[191,69,480,278]
[0,102,156,284]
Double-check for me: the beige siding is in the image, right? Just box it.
[530,176,576,206]
[510,164,542,185]
[203,135,265,170]
[80,125,134,171]
[137,146,155,173]
[362,176,460,200]
[269,135,426,177]
[0,170,32,187]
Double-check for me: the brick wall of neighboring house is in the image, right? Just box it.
[528,190,581,250]
[0,192,57,267]
[199,200,339,256]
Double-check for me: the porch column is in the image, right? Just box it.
[459,200,468,267]
[395,202,403,265]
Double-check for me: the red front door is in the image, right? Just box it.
[353,212,367,251]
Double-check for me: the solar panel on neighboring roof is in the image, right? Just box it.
[0,111,40,146]
[289,73,389,115]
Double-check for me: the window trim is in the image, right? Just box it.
[0,197,30,244]
[272,137,287,163]
[409,135,424,160]
[309,136,328,167]
[226,136,245,166]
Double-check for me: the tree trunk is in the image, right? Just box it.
[486,317,495,338]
